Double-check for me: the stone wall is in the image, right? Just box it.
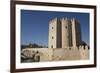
[21,48,53,62]
[21,46,89,62]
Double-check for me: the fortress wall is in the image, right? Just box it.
[22,48,53,62]
[79,46,89,59]
[52,46,89,61]
[21,46,89,62]
[52,48,80,61]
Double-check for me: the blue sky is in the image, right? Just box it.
[21,10,89,46]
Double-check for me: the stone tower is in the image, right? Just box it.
[48,17,82,48]
[61,18,72,48]
[48,18,61,48]
[71,18,82,47]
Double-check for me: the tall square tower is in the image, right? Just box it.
[48,17,82,48]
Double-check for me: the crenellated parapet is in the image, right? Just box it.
[21,45,89,62]
[49,17,57,24]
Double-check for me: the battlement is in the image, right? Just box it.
[71,18,80,25]
[49,17,57,24]
[22,45,89,52]
[60,17,68,21]
[49,17,80,25]
[21,45,89,62]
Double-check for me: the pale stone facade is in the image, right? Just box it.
[48,17,82,48]
[48,18,61,48]
[22,46,89,62]
[61,18,72,48]
[71,18,82,47]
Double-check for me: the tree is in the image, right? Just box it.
[80,41,87,46]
